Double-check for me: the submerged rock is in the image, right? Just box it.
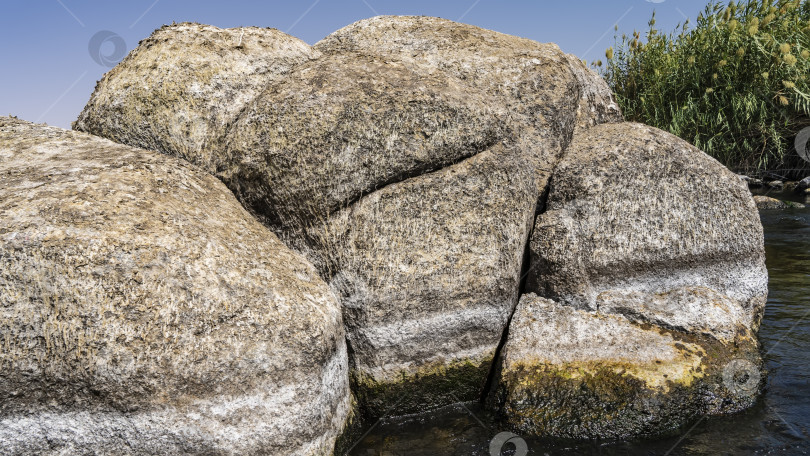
[739,175,769,189]
[753,195,805,209]
[496,295,761,439]
[0,118,350,455]
[795,175,810,192]
[74,23,318,173]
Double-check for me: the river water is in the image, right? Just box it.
[349,188,810,455]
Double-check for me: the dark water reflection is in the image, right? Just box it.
[349,188,810,455]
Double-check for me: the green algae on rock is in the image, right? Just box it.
[0,118,350,455]
[495,295,762,439]
[351,357,494,417]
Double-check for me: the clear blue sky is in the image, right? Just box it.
[1,0,712,129]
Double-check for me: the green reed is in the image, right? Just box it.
[600,0,810,177]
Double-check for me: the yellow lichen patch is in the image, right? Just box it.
[507,336,705,393]
[501,295,716,395]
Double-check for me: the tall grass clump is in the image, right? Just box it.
[601,0,810,177]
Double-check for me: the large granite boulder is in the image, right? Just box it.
[495,295,761,439]
[500,122,767,438]
[527,122,767,329]
[219,15,608,235]
[0,118,350,455]
[218,51,513,233]
[266,17,618,414]
[74,23,318,173]
[10,14,769,442]
[313,15,622,137]
[323,145,538,415]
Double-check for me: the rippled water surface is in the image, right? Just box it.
[349,188,810,455]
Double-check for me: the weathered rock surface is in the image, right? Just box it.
[64,15,768,437]
[596,286,749,343]
[74,23,318,173]
[0,118,350,455]
[314,16,621,135]
[219,15,619,236]
[527,122,768,331]
[219,51,513,232]
[323,145,538,415]
[247,16,619,414]
[503,122,767,438]
[561,53,623,133]
[495,295,761,439]
[753,195,805,209]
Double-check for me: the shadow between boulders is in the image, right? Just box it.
[480,179,552,412]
